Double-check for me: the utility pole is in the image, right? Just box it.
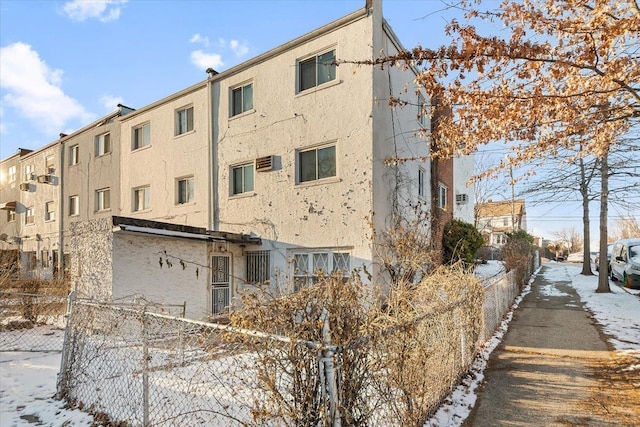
[510,165,516,232]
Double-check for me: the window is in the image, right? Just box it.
[299,49,336,92]
[45,201,55,221]
[24,252,36,271]
[133,123,151,150]
[232,164,254,195]
[8,165,17,184]
[95,188,110,211]
[495,234,507,245]
[41,250,50,268]
[25,207,34,225]
[246,250,270,284]
[95,133,111,156]
[292,250,350,291]
[298,144,336,183]
[133,186,151,211]
[176,177,194,204]
[46,155,55,173]
[176,106,194,135]
[7,209,16,222]
[418,167,426,198]
[69,195,79,216]
[438,182,448,210]
[69,145,79,165]
[24,164,34,181]
[231,83,253,116]
[503,217,509,227]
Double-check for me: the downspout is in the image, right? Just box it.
[206,68,219,232]
[58,135,65,278]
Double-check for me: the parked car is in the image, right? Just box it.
[567,252,582,263]
[595,244,614,272]
[609,238,640,289]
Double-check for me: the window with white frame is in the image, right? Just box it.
[494,234,507,245]
[69,195,79,216]
[46,155,55,173]
[438,182,447,210]
[7,209,16,222]
[133,186,151,211]
[176,106,194,135]
[133,123,151,150]
[8,165,17,184]
[418,167,426,198]
[231,83,253,116]
[95,188,110,211]
[298,144,336,183]
[69,145,79,165]
[176,177,194,204]
[95,133,111,156]
[502,217,509,227]
[24,164,34,181]
[45,201,55,221]
[292,250,350,291]
[298,49,336,92]
[25,207,34,225]
[246,250,270,284]
[232,163,254,195]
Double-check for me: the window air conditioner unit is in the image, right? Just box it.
[37,174,54,184]
[455,194,469,204]
[19,183,30,191]
[255,155,274,172]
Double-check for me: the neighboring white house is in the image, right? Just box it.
[476,199,527,246]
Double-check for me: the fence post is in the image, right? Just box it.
[321,310,340,427]
[56,291,76,399]
[142,309,150,426]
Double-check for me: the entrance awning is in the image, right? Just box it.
[0,201,17,210]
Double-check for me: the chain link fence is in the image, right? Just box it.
[57,264,535,426]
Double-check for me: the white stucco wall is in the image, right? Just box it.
[112,232,210,319]
[118,84,210,228]
[453,154,475,224]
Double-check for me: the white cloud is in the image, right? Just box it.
[99,95,123,111]
[0,42,95,137]
[229,40,249,57]
[62,0,127,23]
[190,50,223,71]
[189,33,210,47]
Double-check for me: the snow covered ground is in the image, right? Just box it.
[1,262,638,426]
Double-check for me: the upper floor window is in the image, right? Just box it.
[69,195,79,216]
[298,49,336,92]
[232,163,254,195]
[24,164,34,181]
[69,145,79,165]
[25,207,34,225]
[298,144,336,183]
[133,123,151,150]
[95,133,111,156]
[45,201,55,221]
[418,94,427,127]
[438,182,448,210]
[503,217,509,226]
[8,166,16,184]
[231,83,253,116]
[176,176,194,204]
[133,186,151,211]
[176,106,194,135]
[246,250,270,284]
[7,208,16,222]
[45,155,55,173]
[95,188,111,211]
[418,167,426,198]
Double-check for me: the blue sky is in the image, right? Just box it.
[0,0,636,244]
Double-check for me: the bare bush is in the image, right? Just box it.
[502,235,536,288]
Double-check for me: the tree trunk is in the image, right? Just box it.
[596,152,611,293]
[579,157,593,275]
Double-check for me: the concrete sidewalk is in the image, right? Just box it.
[464,264,638,427]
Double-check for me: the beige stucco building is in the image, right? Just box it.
[1,0,474,318]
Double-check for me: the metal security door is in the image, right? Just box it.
[211,255,230,315]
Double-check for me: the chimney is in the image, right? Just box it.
[206,68,219,78]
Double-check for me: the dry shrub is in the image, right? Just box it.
[229,265,484,426]
[0,274,70,324]
[502,238,535,288]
